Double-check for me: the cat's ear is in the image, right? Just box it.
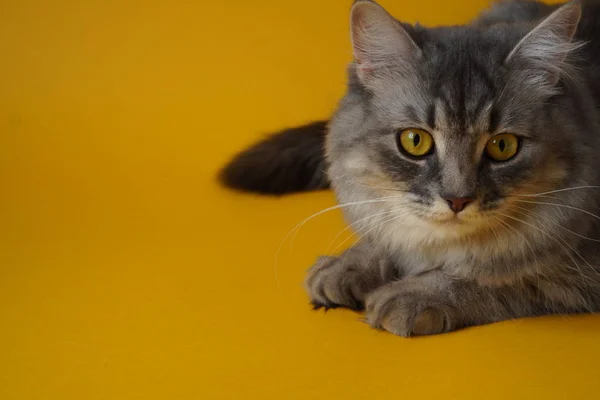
[350,0,421,83]
[505,0,582,85]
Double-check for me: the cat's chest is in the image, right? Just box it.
[391,239,543,285]
[394,243,486,278]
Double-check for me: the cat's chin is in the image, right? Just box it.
[378,214,490,252]
[434,217,465,225]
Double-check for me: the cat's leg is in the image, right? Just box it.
[365,270,598,337]
[304,241,398,311]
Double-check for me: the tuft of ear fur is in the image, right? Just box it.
[505,0,583,91]
[219,121,329,195]
[350,0,420,83]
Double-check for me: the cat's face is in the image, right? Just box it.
[327,1,585,246]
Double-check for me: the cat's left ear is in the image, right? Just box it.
[505,0,582,86]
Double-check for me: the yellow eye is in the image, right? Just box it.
[485,133,519,161]
[397,128,434,157]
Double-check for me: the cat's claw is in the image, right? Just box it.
[310,300,341,312]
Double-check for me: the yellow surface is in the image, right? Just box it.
[1,0,599,398]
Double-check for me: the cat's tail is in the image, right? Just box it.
[218,121,329,195]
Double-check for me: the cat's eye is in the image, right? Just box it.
[397,128,434,158]
[485,133,519,161]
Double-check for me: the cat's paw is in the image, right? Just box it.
[304,256,371,311]
[365,281,453,337]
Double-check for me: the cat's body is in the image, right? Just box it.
[221,0,600,336]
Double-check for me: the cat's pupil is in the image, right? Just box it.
[499,139,506,152]
[413,134,421,147]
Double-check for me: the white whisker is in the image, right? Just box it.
[352,181,410,193]
[493,215,558,282]
[289,196,408,250]
[514,199,600,221]
[341,210,411,273]
[518,185,600,197]
[492,216,536,258]
[325,204,410,256]
[499,212,598,280]
[486,219,501,244]
[511,204,600,242]
[273,195,408,292]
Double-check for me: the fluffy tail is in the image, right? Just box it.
[219,121,329,195]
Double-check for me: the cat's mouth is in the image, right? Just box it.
[426,208,482,226]
[432,215,467,224]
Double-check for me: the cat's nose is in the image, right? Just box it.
[443,196,474,213]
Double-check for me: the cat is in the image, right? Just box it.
[220,0,600,336]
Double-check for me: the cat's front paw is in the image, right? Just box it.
[365,280,454,337]
[304,256,376,311]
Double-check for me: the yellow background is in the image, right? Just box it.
[1,0,599,398]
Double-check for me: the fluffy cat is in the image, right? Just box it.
[220,0,600,336]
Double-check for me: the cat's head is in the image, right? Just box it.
[328,0,591,248]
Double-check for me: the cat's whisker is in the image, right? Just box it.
[514,199,600,221]
[493,215,560,283]
[324,212,384,256]
[508,193,563,202]
[352,181,411,193]
[511,204,600,242]
[325,205,410,256]
[513,211,598,285]
[492,216,537,259]
[495,214,574,281]
[274,195,409,293]
[499,212,598,281]
[486,219,501,244]
[509,208,600,284]
[507,210,577,262]
[362,209,415,271]
[492,215,560,283]
[517,185,600,197]
[490,216,510,240]
[341,210,412,273]
[524,194,562,202]
[289,195,410,249]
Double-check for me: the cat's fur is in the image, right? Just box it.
[221,0,600,336]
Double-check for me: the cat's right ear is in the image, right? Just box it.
[350,0,421,84]
[504,0,582,93]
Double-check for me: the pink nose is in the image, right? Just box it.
[444,197,474,213]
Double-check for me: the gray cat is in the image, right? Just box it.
[220,0,600,336]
